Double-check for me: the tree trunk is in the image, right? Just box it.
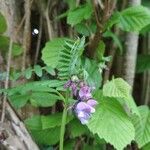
[123,0,141,88]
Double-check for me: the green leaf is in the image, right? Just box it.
[132,106,150,148]
[24,67,32,79]
[83,58,102,89]
[41,38,67,68]
[0,36,9,51]
[142,142,150,150]
[44,66,56,76]
[67,4,93,26]
[34,65,42,77]
[30,92,60,107]
[31,127,60,145]
[0,13,7,34]
[87,98,135,150]
[25,116,42,130]
[9,94,29,108]
[41,113,72,129]
[75,23,90,36]
[117,96,140,117]
[94,41,105,61]
[12,43,23,57]
[69,119,89,138]
[58,37,85,79]
[103,31,123,53]
[136,55,150,73]
[103,78,131,99]
[64,140,75,150]
[106,6,150,32]
[7,80,66,95]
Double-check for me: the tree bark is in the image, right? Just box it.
[123,0,141,88]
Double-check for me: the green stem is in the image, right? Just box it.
[59,105,67,150]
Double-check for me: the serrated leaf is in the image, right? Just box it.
[103,78,131,99]
[67,4,92,26]
[24,67,32,79]
[0,13,7,34]
[83,58,102,89]
[8,94,29,108]
[69,119,89,138]
[136,55,150,73]
[30,92,60,107]
[87,98,135,150]
[132,106,150,148]
[106,6,150,32]
[34,65,42,77]
[42,38,67,68]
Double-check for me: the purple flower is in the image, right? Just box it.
[64,77,98,125]
[87,99,98,107]
[64,80,72,88]
[75,101,97,124]
[70,82,78,96]
[79,85,92,100]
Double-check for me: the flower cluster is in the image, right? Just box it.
[64,76,98,124]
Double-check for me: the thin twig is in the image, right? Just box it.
[22,0,32,71]
[34,15,43,65]
[45,0,53,40]
[92,0,103,30]
[1,39,13,122]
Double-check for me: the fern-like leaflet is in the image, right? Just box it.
[58,37,85,80]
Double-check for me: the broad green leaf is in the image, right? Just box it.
[87,98,135,150]
[132,106,150,148]
[24,67,32,79]
[42,38,67,68]
[103,31,123,53]
[9,94,29,108]
[25,116,42,130]
[30,92,60,107]
[136,55,150,73]
[64,140,75,150]
[142,142,150,150]
[30,127,60,145]
[117,96,140,117]
[67,4,93,26]
[34,65,42,77]
[69,119,89,138]
[41,113,73,129]
[106,6,150,32]
[0,13,7,34]
[103,78,131,99]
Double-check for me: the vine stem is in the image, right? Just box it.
[59,105,67,150]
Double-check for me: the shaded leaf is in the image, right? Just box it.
[87,98,135,150]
